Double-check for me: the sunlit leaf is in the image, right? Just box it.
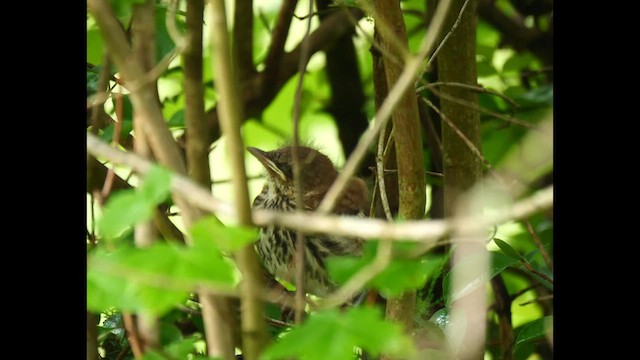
[87,240,236,315]
[189,216,259,253]
[97,190,152,239]
[493,238,524,260]
[261,307,415,360]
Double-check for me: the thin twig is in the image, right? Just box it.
[427,87,540,130]
[422,97,504,184]
[166,0,187,53]
[518,294,553,306]
[417,81,519,110]
[87,132,554,243]
[525,220,553,271]
[320,239,394,308]
[122,313,144,359]
[316,0,455,215]
[266,317,294,328]
[376,123,394,221]
[520,259,553,285]
[290,0,315,325]
[415,0,472,86]
[100,92,124,199]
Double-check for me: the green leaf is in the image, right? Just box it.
[97,190,152,239]
[515,316,552,352]
[87,241,237,315]
[87,26,105,65]
[189,216,259,253]
[142,337,198,360]
[167,109,185,128]
[96,166,171,240]
[261,307,415,360]
[502,52,538,73]
[493,238,524,260]
[443,251,519,305]
[504,85,553,108]
[326,242,445,298]
[138,165,172,204]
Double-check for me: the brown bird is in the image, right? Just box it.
[247,145,369,296]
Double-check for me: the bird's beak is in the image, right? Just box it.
[247,147,287,182]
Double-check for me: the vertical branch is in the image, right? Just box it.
[208,0,270,359]
[372,0,426,346]
[183,0,211,186]
[436,0,484,359]
[233,0,256,82]
[491,275,514,360]
[131,1,161,351]
[290,0,315,325]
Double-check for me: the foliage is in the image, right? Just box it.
[87,0,553,359]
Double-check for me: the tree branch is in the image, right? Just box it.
[183,0,211,187]
[373,0,426,341]
[261,0,298,98]
[87,132,553,243]
[208,0,270,358]
[131,0,161,350]
[234,0,257,82]
[490,275,514,360]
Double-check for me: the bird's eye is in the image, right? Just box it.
[279,162,293,179]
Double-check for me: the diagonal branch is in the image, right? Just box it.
[261,0,298,98]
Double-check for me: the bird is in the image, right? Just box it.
[247,145,369,297]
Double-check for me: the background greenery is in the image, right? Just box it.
[87,0,553,358]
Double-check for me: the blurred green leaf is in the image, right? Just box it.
[477,61,499,77]
[87,26,105,65]
[502,52,539,73]
[443,252,518,305]
[87,239,236,315]
[261,307,415,360]
[138,166,172,204]
[515,316,552,352]
[97,191,151,239]
[100,119,134,143]
[493,238,524,260]
[189,216,259,253]
[142,337,198,360]
[327,241,445,298]
[155,6,184,63]
[167,108,185,128]
[504,85,553,108]
[87,68,101,97]
[97,165,171,240]
[477,20,501,48]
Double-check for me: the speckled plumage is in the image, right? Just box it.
[249,145,368,296]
